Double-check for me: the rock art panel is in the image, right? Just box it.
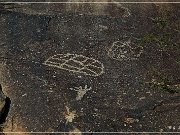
[107,40,143,61]
[43,53,104,77]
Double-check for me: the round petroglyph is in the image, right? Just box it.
[43,53,104,77]
[107,40,143,61]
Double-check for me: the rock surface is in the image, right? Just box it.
[0,0,180,134]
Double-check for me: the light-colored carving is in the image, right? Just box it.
[70,85,92,101]
[69,128,82,135]
[116,3,131,18]
[43,53,104,76]
[64,106,76,124]
[124,117,139,124]
[107,40,143,61]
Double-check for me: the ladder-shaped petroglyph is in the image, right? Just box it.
[107,40,143,61]
[70,85,92,101]
[43,53,104,77]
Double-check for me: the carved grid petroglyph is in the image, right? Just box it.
[43,53,104,77]
[107,40,143,61]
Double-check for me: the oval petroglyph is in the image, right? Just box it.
[43,53,104,77]
[107,40,143,61]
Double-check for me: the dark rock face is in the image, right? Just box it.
[0,1,179,134]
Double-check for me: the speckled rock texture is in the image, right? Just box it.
[0,1,180,134]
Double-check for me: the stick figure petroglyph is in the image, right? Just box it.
[70,85,92,101]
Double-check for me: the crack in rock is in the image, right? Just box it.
[0,84,11,133]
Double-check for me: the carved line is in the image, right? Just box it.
[44,54,104,76]
[107,41,143,61]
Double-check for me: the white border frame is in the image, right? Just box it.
[2,131,180,134]
[0,1,180,134]
[0,1,180,3]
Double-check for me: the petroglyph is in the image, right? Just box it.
[116,3,131,18]
[70,85,92,101]
[124,117,139,124]
[69,128,82,135]
[64,106,76,123]
[98,25,108,32]
[43,53,104,76]
[107,40,143,61]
